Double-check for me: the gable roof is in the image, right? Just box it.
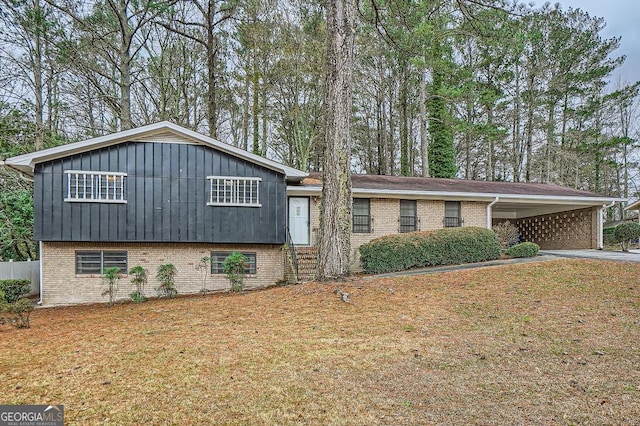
[288,173,624,206]
[2,121,307,180]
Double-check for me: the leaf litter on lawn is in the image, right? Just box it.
[0,259,639,424]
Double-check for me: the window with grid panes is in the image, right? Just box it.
[75,251,127,274]
[353,198,371,233]
[444,201,461,227]
[210,252,257,274]
[399,200,417,232]
[65,171,127,203]
[207,176,261,207]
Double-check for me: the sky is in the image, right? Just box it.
[535,0,640,85]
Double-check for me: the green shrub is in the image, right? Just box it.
[493,221,521,249]
[603,227,618,246]
[102,267,121,306]
[613,222,640,251]
[0,279,31,304]
[359,227,501,274]
[156,264,178,298]
[3,298,34,328]
[505,242,539,258]
[129,265,148,303]
[223,252,248,292]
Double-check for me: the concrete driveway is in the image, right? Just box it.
[539,249,640,263]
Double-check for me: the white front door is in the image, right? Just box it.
[289,197,310,245]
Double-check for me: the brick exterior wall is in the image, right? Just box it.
[41,242,285,306]
[308,196,489,269]
[495,207,600,250]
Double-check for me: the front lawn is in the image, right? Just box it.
[1,259,639,424]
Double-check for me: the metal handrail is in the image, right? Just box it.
[286,228,299,281]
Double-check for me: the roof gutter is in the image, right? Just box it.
[598,200,617,249]
[286,185,625,205]
[487,196,499,229]
[37,241,43,306]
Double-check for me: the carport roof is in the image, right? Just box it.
[346,174,604,197]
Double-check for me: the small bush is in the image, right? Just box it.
[493,221,521,249]
[3,298,34,328]
[223,252,248,292]
[156,264,178,298]
[603,227,618,246]
[0,279,31,304]
[359,227,501,274]
[102,267,121,306]
[505,242,539,258]
[129,266,148,303]
[195,256,211,295]
[613,222,640,252]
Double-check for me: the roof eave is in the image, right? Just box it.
[286,185,625,205]
[3,121,307,179]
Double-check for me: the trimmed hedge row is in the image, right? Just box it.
[359,227,501,274]
[505,242,539,258]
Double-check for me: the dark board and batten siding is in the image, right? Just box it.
[34,141,287,244]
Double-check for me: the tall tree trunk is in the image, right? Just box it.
[261,85,268,156]
[544,103,555,183]
[399,61,410,176]
[318,0,354,280]
[115,0,133,130]
[419,67,429,177]
[252,61,260,154]
[33,0,44,150]
[524,76,535,182]
[376,97,385,174]
[206,1,219,138]
[487,105,494,181]
[242,73,250,150]
[511,61,522,182]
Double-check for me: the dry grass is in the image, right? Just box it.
[1,259,639,425]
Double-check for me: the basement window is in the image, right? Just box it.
[210,252,257,274]
[65,170,127,203]
[76,251,128,274]
[207,176,261,207]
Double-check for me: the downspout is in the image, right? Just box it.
[487,197,499,229]
[599,201,616,249]
[38,241,43,305]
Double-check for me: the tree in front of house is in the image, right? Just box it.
[317,0,355,280]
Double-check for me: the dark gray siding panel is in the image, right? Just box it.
[34,141,287,244]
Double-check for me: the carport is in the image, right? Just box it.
[491,194,625,250]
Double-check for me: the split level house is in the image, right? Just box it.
[2,122,624,306]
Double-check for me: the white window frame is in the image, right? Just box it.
[207,176,262,207]
[65,170,127,203]
[75,250,128,275]
[210,252,257,275]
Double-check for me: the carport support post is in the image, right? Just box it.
[599,201,616,249]
[487,197,499,229]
